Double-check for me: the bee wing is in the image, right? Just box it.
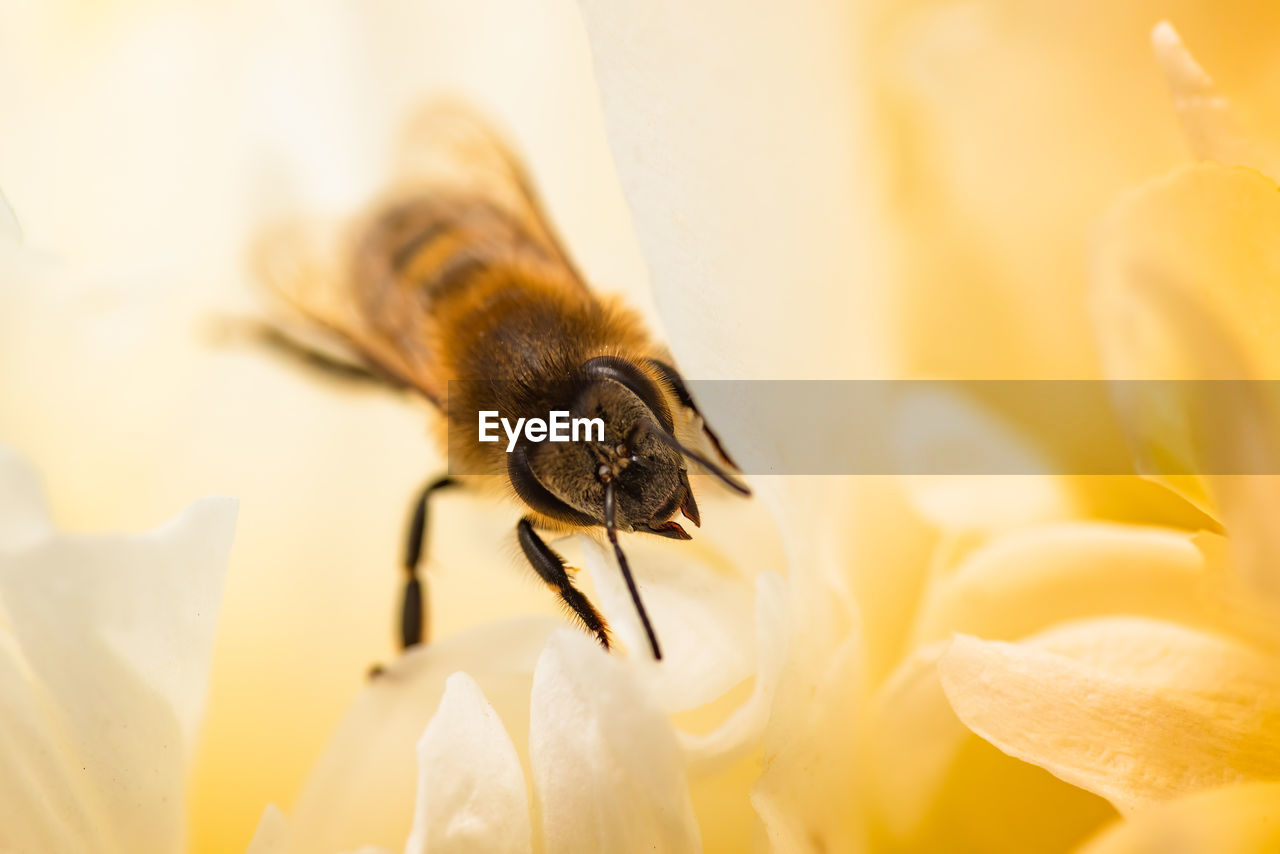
[254,104,585,406]
[387,102,588,289]
[252,215,443,401]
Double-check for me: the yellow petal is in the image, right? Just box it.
[1080,781,1280,854]
[873,2,1169,377]
[939,618,1280,815]
[912,523,1242,647]
[287,619,557,854]
[1094,164,1280,377]
[1093,163,1280,598]
[1151,22,1280,181]
[867,641,969,840]
[869,640,1115,852]
[404,672,531,854]
[530,630,700,853]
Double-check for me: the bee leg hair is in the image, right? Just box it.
[516,517,611,650]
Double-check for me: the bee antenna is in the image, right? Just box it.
[603,478,663,660]
[646,423,752,497]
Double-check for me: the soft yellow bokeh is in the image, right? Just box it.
[865,0,1280,379]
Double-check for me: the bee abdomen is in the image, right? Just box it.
[378,198,555,304]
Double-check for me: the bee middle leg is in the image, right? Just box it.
[217,317,402,390]
[399,475,458,650]
[516,517,611,650]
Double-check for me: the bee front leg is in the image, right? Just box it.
[400,475,458,650]
[645,358,739,470]
[516,517,611,651]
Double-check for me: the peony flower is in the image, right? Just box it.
[9,1,1280,852]
[0,443,237,852]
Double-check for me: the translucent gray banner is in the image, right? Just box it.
[444,380,1280,475]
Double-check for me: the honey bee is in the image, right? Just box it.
[255,105,748,660]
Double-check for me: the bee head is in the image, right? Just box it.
[528,378,691,533]
[505,357,750,662]
[507,356,746,535]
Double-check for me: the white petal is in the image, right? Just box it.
[530,630,699,853]
[749,477,913,851]
[0,444,52,549]
[0,188,19,244]
[939,618,1280,815]
[680,571,788,769]
[1151,22,1280,182]
[0,487,237,854]
[753,475,938,686]
[576,533,756,712]
[404,672,531,854]
[3,496,237,750]
[246,805,290,854]
[0,634,96,853]
[906,475,1075,533]
[749,628,863,853]
[288,619,557,854]
[576,0,886,390]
